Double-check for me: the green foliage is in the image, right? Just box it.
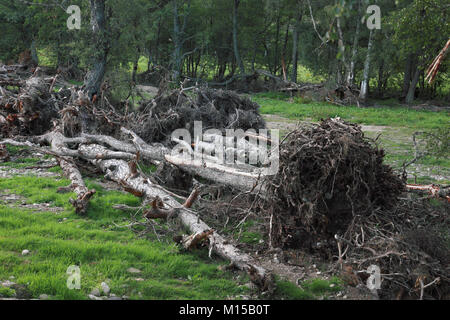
[2,0,447,100]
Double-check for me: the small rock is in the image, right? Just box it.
[88,294,103,300]
[101,282,110,295]
[330,284,335,288]
[243,282,256,290]
[90,288,101,297]
[316,271,322,275]
[1,280,15,288]
[127,267,142,274]
[273,254,280,263]
[21,250,30,256]
[108,296,122,300]
[343,295,347,299]
[122,295,129,300]
[9,276,15,280]
[39,294,49,300]
[134,278,144,282]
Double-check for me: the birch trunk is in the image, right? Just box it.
[359,29,374,102]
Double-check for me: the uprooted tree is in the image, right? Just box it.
[1,61,449,298]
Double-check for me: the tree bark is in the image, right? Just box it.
[359,30,374,102]
[84,0,108,100]
[232,0,245,75]
[405,67,420,104]
[402,53,414,98]
[346,0,361,86]
[291,5,303,83]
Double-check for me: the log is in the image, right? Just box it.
[406,184,450,202]
[38,129,96,214]
[83,128,267,193]
[1,131,95,214]
[78,143,273,291]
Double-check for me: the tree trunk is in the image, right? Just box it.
[83,146,273,290]
[172,0,183,81]
[131,50,140,84]
[291,7,303,83]
[405,67,420,104]
[359,30,374,102]
[84,0,108,100]
[402,53,414,98]
[346,0,361,86]
[377,59,385,97]
[336,17,349,85]
[30,40,39,66]
[232,0,245,75]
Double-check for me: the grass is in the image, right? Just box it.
[0,174,250,300]
[274,276,342,300]
[253,92,449,130]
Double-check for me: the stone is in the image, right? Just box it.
[101,282,110,295]
[127,267,142,274]
[90,288,101,297]
[39,294,49,300]
[1,280,15,288]
[21,250,30,256]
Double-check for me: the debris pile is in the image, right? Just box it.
[262,118,449,299]
[135,87,265,145]
[265,118,405,248]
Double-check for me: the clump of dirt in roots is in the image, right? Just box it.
[134,87,266,145]
[264,117,405,249]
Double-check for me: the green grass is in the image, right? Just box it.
[0,286,15,298]
[274,276,342,300]
[253,92,449,130]
[300,277,342,296]
[0,175,250,300]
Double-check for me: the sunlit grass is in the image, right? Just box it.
[253,92,449,130]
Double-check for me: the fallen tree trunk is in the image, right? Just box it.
[0,130,96,214]
[77,143,273,290]
[406,184,450,202]
[38,129,96,214]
